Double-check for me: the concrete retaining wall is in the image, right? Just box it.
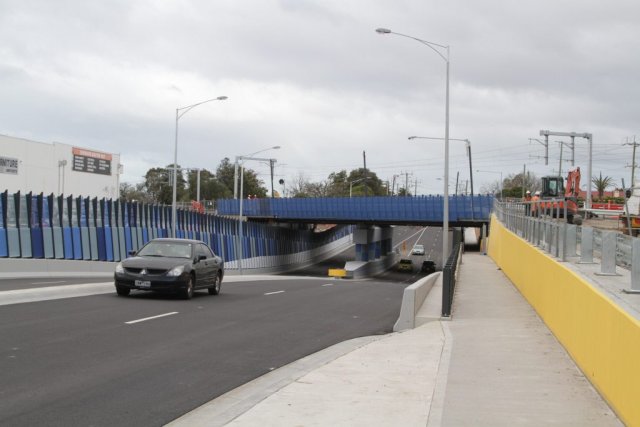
[0,234,354,279]
[488,214,640,426]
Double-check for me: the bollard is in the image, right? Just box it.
[595,231,620,276]
[580,227,594,264]
[624,238,640,293]
[566,224,577,257]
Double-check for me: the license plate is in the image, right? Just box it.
[135,280,151,288]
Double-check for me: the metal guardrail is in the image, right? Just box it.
[494,200,640,292]
[442,242,463,317]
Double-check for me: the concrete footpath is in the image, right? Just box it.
[169,253,623,427]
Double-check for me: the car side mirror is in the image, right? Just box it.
[198,255,207,262]
[128,250,137,256]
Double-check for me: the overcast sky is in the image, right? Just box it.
[1,0,638,196]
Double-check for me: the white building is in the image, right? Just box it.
[0,134,122,199]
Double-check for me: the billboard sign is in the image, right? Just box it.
[0,156,19,175]
[72,147,112,175]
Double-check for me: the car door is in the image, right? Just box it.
[194,244,212,287]
[201,244,219,282]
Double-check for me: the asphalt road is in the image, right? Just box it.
[0,276,405,426]
[0,225,444,426]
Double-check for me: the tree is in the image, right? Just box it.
[502,172,540,195]
[215,157,267,198]
[119,182,153,203]
[141,165,185,204]
[186,169,230,201]
[592,172,615,200]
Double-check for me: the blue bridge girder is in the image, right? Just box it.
[216,195,493,227]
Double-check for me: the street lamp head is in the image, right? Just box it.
[272,146,281,150]
[217,96,228,100]
[408,136,417,140]
[376,28,392,34]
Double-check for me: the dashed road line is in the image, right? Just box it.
[125,312,179,325]
[264,291,285,296]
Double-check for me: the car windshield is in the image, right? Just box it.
[414,245,424,250]
[400,259,412,264]
[137,242,192,259]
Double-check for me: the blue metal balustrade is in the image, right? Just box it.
[217,195,492,224]
[0,190,353,264]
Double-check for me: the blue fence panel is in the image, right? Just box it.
[29,194,44,259]
[0,191,7,257]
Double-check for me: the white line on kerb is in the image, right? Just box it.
[125,312,179,325]
[264,291,285,296]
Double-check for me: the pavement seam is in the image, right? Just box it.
[426,320,453,427]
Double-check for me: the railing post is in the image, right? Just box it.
[624,238,640,294]
[559,223,566,261]
[596,231,620,276]
[566,224,577,257]
[580,226,594,264]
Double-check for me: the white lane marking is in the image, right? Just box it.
[125,312,178,325]
[31,281,66,285]
[264,290,285,296]
[322,283,334,287]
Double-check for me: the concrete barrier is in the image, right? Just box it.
[488,214,640,427]
[393,272,442,331]
[0,258,117,279]
[344,253,398,279]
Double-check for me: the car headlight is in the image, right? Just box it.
[167,265,185,277]
[115,263,124,274]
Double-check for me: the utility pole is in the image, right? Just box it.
[414,178,418,196]
[529,138,549,165]
[269,159,275,198]
[455,171,459,196]
[401,171,412,195]
[558,142,563,177]
[624,136,639,187]
[522,164,526,198]
[363,151,368,196]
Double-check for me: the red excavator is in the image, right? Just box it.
[532,167,582,225]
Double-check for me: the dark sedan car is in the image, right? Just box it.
[421,260,437,274]
[114,238,224,299]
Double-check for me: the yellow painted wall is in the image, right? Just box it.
[488,215,640,427]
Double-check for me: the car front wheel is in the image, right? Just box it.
[208,273,222,295]
[182,275,194,299]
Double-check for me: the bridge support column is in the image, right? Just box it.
[354,224,385,262]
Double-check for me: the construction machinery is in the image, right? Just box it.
[533,167,582,225]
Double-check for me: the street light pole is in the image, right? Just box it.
[172,96,227,238]
[234,146,281,199]
[377,27,451,263]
